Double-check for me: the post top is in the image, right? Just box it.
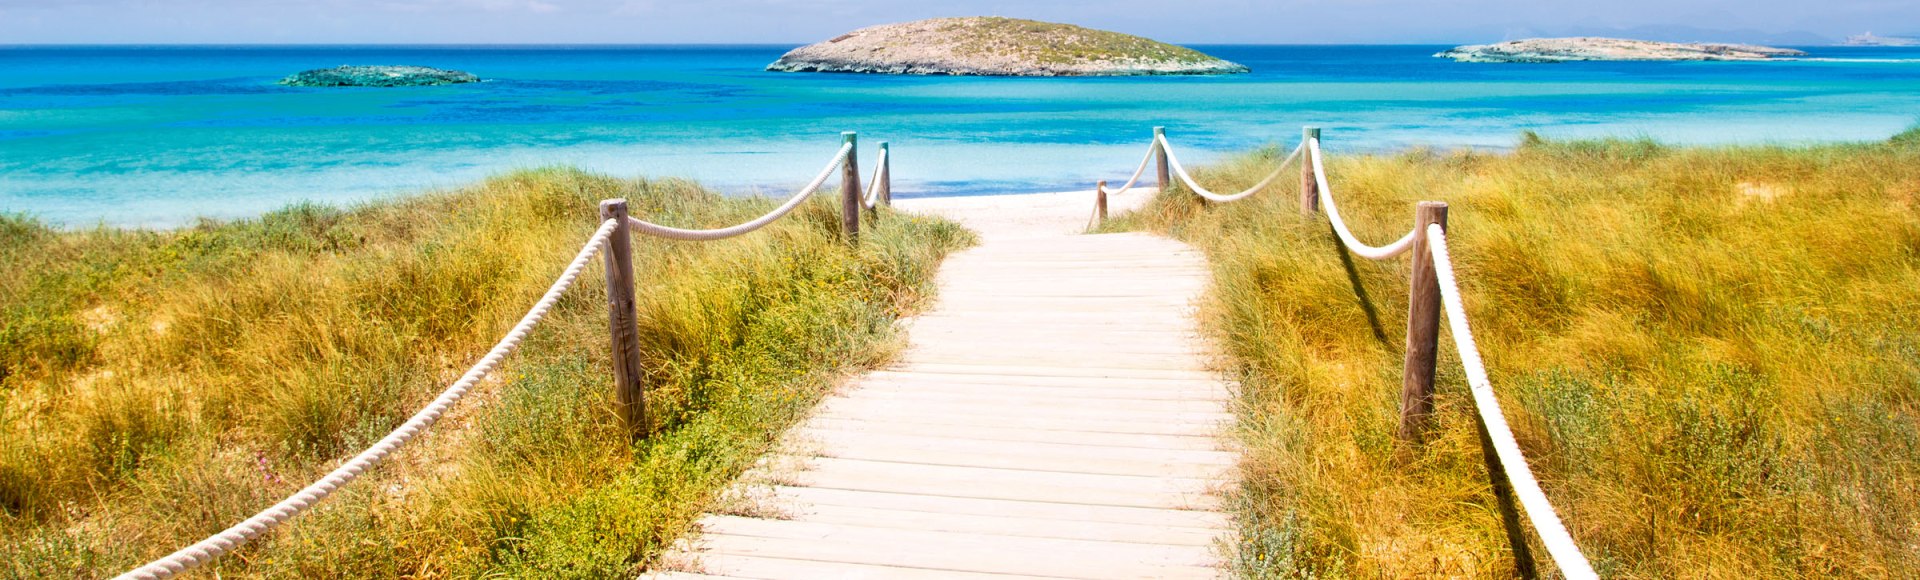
[1303,126,1322,135]
[1097,180,1107,186]
[841,131,857,141]
[1152,126,1166,135]
[1417,200,1449,209]
[599,198,629,218]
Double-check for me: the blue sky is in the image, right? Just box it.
[0,0,1913,45]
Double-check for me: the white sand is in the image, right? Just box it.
[892,188,1159,240]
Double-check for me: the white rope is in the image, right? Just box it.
[1097,140,1160,196]
[1309,137,1417,260]
[863,148,887,209]
[1427,224,1597,580]
[1156,135,1302,203]
[116,218,621,580]
[627,142,853,241]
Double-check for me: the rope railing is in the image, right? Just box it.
[1306,137,1417,260]
[625,142,851,241]
[1157,135,1305,203]
[115,132,892,579]
[1428,224,1595,578]
[863,144,890,209]
[1086,128,1301,230]
[118,218,621,580]
[1097,140,1160,196]
[1093,125,1596,578]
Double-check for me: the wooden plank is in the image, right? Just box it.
[768,485,1231,528]
[862,370,1221,390]
[885,363,1219,381]
[831,388,1230,414]
[783,457,1223,510]
[797,428,1236,464]
[900,351,1209,372]
[810,405,1225,437]
[781,503,1224,546]
[800,417,1228,451]
[840,379,1229,402]
[692,517,1220,579]
[899,341,1210,358]
[684,554,1064,580]
[816,397,1232,427]
[797,430,1234,478]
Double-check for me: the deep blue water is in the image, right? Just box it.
[4,44,1919,226]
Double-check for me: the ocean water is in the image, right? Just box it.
[4,44,1920,227]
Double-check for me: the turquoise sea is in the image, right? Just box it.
[4,45,1920,226]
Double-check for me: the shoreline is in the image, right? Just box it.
[15,130,1916,231]
[9,43,1920,228]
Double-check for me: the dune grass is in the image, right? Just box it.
[1104,133,1920,577]
[0,168,972,578]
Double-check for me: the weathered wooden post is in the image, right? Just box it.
[598,199,648,439]
[840,131,862,244]
[1398,201,1448,443]
[1153,126,1171,194]
[878,141,892,207]
[1091,180,1109,230]
[1301,127,1322,215]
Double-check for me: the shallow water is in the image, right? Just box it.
[4,44,1919,226]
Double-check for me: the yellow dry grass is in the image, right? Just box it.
[1107,132,1920,578]
[0,168,971,577]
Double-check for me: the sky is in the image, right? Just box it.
[0,0,1914,45]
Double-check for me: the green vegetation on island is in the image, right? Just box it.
[1105,130,1920,577]
[280,65,480,87]
[768,17,1248,76]
[0,170,971,576]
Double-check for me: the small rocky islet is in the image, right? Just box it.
[767,17,1248,76]
[279,65,480,87]
[1437,37,1806,63]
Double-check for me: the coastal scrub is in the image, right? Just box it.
[1105,134,1920,577]
[0,169,972,577]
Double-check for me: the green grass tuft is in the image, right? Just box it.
[940,17,1220,65]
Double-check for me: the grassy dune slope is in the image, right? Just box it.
[0,169,972,577]
[1108,133,1920,577]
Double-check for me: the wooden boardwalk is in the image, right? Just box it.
[654,192,1236,579]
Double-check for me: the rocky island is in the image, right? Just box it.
[767,17,1248,76]
[1845,32,1920,47]
[1437,38,1806,63]
[279,65,480,87]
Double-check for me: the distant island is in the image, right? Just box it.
[1437,38,1806,63]
[766,17,1248,76]
[280,65,480,87]
[1844,32,1920,47]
